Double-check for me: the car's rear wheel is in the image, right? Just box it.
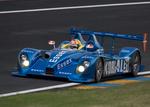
[95,58,104,82]
[130,51,141,76]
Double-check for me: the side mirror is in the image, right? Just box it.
[48,40,55,49]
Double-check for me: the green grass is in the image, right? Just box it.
[0,81,150,107]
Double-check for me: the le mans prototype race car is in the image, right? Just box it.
[12,28,148,82]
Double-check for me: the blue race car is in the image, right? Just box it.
[12,28,148,82]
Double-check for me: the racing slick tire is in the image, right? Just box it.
[95,58,104,82]
[130,51,141,76]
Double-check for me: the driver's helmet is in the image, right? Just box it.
[70,39,81,49]
[61,39,84,50]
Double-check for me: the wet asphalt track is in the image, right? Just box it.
[0,0,150,94]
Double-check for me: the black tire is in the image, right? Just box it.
[95,58,104,82]
[130,51,141,76]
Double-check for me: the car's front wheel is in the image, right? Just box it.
[95,58,104,82]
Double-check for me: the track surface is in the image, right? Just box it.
[0,0,150,94]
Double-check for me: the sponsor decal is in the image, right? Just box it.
[82,56,93,59]
[104,59,129,76]
[58,72,72,75]
[31,69,44,73]
[22,50,34,53]
[57,59,72,70]
[49,51,66,62]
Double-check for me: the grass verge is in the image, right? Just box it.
[0,81,150,107]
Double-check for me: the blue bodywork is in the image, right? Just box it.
[12,28,145,82]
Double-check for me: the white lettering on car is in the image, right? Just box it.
[57,59,72,70]
[58,72,72,75]
[31,69,44,73]
[49,51,66,63]
[104,59,129,76]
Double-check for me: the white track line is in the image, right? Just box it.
[0,1,149,98]
[0,83,80,98]
[0,71,149,98]
[138,71,150,75]
[0,1,150,14]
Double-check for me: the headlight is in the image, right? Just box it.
[76,61,90,73]
[77,65,85,73]
[20,54,30,67]
[22,60,30,67]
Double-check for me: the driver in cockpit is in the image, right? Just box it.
[61,39,84,50]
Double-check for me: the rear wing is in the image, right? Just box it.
[70,28,148,52]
